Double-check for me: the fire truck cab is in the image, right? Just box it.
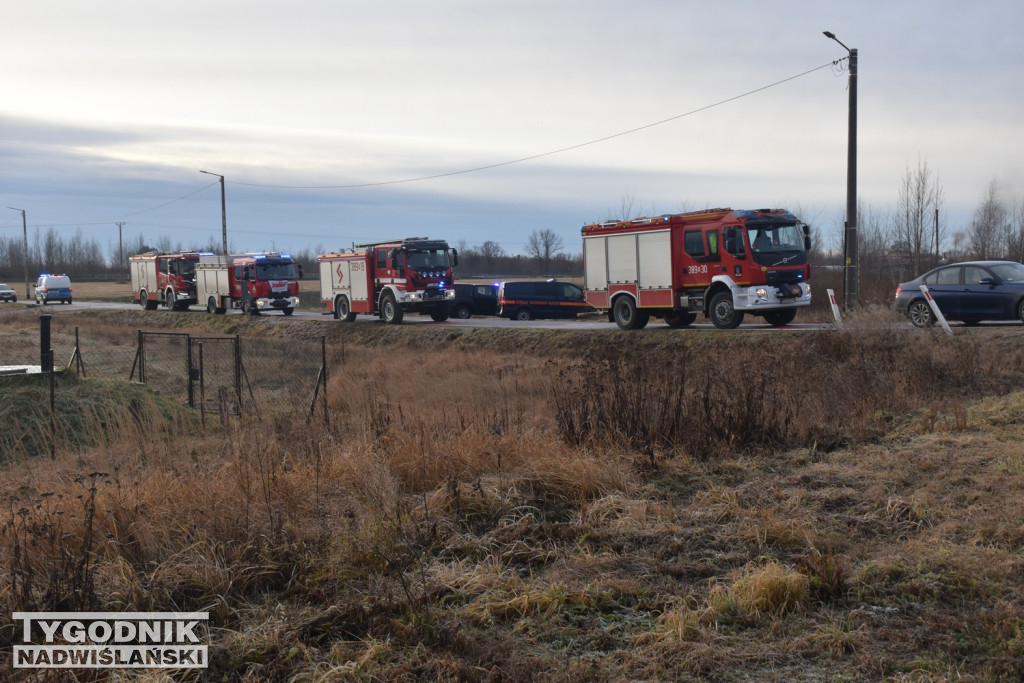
[130,252,200,311]
[195,252,301,315]
[582,208,812,329]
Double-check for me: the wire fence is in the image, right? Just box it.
[0,316,329,429]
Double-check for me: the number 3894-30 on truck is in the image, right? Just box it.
[581,208,812,330]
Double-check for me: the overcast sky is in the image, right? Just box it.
[2,0,1023,260]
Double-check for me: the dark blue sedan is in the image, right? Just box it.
[895,261,1024,327]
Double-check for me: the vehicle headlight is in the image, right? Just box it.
[804,284,812,297]
[755,288,769,302]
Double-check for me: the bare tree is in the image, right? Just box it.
[477,240,505,270]
[857,201,898,284]
[893,158,944,273]
[526,229,564,274]
[966,179,1009,260]
[1011,198,1024,263]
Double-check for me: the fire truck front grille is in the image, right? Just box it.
[765,270,802,286]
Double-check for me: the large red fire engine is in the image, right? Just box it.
[582,208,811,329]
[318,237,457,324]
[130,251,201,310]
[195,252,301,315]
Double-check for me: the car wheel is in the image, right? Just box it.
[454,304,472,319]
[907,300,934,328]
[514,307,534,321]
[1018,299,1024,324]
[763,309,797,327]
[664,310,696,328]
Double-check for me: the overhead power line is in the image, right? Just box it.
[231,59,843,190]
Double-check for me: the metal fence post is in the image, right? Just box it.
[186,334,194,408]
[198,342,206,431]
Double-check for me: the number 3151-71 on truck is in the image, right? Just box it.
[581,208,812,330]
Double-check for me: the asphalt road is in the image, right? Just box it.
[8,298,839,331]
[12,298,1024,331]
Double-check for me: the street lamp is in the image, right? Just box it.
[824,30,858,308]
[116,221,126,282]
[199,170,228,254]
[6,206,29,299]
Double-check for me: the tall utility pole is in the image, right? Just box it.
[116,221,126,282]
[824,31,858,308]
[7,207,29,299]
[199,170,228,254]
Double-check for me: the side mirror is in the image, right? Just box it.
[451,248,459,268]
[803,224,812,251]
[297,263,304,279]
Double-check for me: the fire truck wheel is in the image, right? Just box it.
[763,309,797,327]
[165,289,176,309]
[709,292,744,329]
[612,296,641,330]
[381,293,404,324]
[207,297,218,314]
[283,308,294,316]
[335,296,357,322]
[430,307,451,322]
[665,311,695,328]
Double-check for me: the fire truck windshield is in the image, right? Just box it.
[747,224,804,254]
[256,261,297,280]
[405,248,450,270]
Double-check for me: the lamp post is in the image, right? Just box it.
[116,221,126,282]
[824,30,858,308]
[6,207,29,299]
[199,170,228,254]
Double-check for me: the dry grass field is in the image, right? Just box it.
[0,305,1022,681]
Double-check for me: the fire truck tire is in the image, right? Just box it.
[381,293,403,324]
[335,296,357,322]
[283,308,294,316]
[430,307,451,322]
[514,307,534,321]
[612,296,643,330]
[763,308,797,327]
[139,290,157,310]
[165,288,176,309]
[665,310,696,328]
[709,292,744,329]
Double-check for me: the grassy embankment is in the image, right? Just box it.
[0,306,1022,680]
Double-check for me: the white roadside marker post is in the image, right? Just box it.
[919,285,954,337]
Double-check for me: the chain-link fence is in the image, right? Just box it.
[0,315,328,426]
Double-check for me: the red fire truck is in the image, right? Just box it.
[318,237,457,324]
[130,251,201,310]
[582,208,811,329]
[195,252,301,315]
